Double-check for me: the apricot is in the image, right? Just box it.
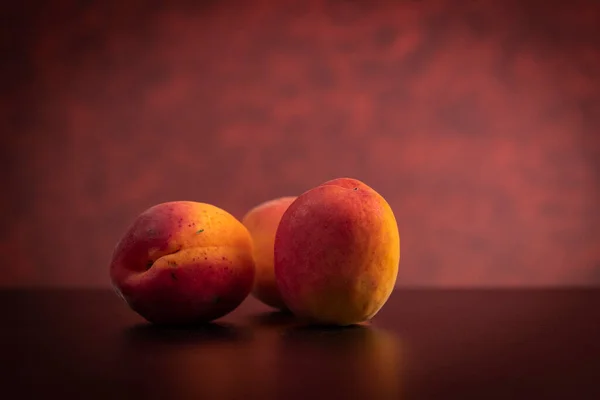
[274,178,400,326]
[242,196,296,310]
[109,201,255,324]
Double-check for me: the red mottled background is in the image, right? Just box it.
[1,0,599,287]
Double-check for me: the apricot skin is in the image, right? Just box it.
[109,201,255,325]
[274,178,400,326]
[242,196,297,310]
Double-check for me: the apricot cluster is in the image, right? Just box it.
[109,178,400,326]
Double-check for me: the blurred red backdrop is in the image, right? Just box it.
[1,0,599,287]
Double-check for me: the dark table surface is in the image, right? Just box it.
[2,288,599,399]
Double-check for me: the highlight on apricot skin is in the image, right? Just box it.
[274,178,400,326]
[242,196,297,310]
[109,201,255,325]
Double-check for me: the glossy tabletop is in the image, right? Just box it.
[2,289,599,399]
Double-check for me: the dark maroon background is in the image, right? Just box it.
[1,0,599,287]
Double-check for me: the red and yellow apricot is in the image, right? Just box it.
[274,178,400,326]
[242,196,297,310]
[109,201,255,324]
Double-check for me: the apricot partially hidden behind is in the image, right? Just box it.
[274,178,400,326]
[242,196,297,310]
[109,201,255,325]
